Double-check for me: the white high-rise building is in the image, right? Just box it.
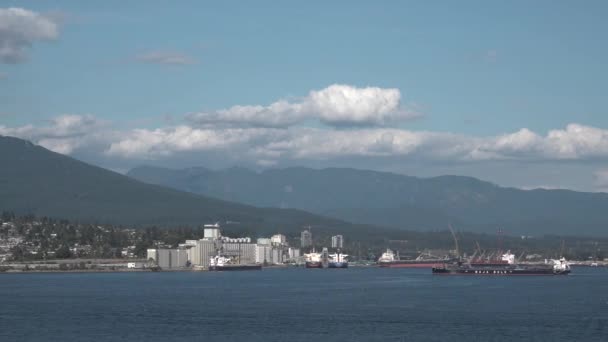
[331,235,344,249]
[301,229,312,248]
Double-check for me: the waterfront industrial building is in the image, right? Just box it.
[148,224,301,270]
[147,248,189,269]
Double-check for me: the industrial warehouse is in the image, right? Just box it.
[146,224,304,270]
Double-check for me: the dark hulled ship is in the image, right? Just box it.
[432,252,571,276]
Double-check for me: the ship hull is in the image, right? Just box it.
[432,266,570,276]
[379,258,457,268]
[305,261,323,268]
[209,264,262,271]
[328,262,348,268]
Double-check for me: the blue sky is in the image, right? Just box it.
[2,1,608,191]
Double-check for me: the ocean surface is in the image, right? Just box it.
[1,267,607,342]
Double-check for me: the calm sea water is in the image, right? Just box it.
[1,267,607,342]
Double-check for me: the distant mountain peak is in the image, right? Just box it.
[127,164,608,236]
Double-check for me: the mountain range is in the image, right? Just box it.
[127,165,608,236]
[0,136,392,239]
[2,134,607,239]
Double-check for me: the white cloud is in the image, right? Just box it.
[105,126,288,159]
[470,128,544,160]
[518,185,565,191]
[472,124,608,161]
[4,113,608,184]
[308,84,415,126]
[134,51,196,65]
[0,114,107,154]
[0,7,59,63]
[188,101,305,128]
[187,84,419,128]
[101,123,608,165]
[544,124,608,159]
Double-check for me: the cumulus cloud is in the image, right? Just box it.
[0,7,59,63]
[134,51,197,65]
[308,84,414,126]
[471,124,608,161]
[103,123,608,165]
[0,114,107,154]
[544,124,608,159]
[187,84,419,128]
[105,126,289,159]
[4,113,608,180]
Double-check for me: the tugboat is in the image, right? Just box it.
[209,255,262,271]
[432,252,571,276]
[328,252,348,268]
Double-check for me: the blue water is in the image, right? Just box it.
[1,267,607,342]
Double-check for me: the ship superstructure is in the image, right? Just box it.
[209,254,262,271]
[378,249,452,268]
[328,252,348,268]
[304,251,323,268]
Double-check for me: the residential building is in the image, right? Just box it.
[332,235,344,249]
[301,229,312,248]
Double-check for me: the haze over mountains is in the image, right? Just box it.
[128,165,608,236]
[0,136,383,238]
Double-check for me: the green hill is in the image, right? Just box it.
[0,136,390,239]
